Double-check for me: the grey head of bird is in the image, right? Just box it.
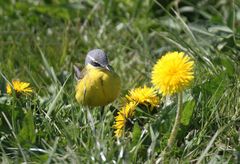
[85,49,112,71]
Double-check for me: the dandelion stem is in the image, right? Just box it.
[167,92,183,148]
[159,92,183,162]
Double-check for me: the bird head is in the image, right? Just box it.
[85,49,112,71]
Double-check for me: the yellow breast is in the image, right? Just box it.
[75,65,121,107]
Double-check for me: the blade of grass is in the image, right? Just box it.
[37,45,58,84]
[196,126,226,164]
[45,137,59,164]
[46,74,71,118]
[1,112,27,162]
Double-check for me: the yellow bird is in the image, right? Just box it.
[75,49,121,107]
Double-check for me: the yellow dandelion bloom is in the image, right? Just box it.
[6,80,33,95]
[113,102,137,138]
[126,85,159,109]
[151,51,194,96]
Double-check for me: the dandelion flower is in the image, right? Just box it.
[6,80,33,95]
[151,51,194,96]
[113,102,137,138]
[126,85,159,110]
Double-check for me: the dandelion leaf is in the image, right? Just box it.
[132,122,141,145]
[18,110,36,147]
[181,100,195,126]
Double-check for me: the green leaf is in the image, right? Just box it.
[18,110,36,147]
[0,104,22,134]
[221,57,235,76]
[181,100,195,126]
[35,5,70,20]
[208,25,233,34]
[132,122,141,145]
[193,72,228,102]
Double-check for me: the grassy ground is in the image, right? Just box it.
[0,0,240,163]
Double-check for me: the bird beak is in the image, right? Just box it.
[104,65,112,71]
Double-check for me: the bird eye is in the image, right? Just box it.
[91,61,101,67]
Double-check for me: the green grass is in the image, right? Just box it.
[0,0,240,163]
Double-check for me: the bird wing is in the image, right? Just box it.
[73,65,87,80]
